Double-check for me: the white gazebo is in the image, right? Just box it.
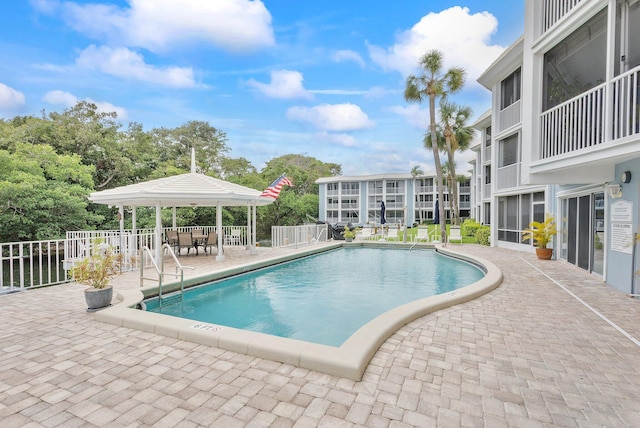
[88,151,273,262]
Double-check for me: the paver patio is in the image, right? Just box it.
[1,244,639,427]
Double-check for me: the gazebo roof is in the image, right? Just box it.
[89,173,273,207]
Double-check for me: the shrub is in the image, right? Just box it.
[475,226,491,246]
[461,219,481,237]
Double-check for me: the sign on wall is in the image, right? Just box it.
[610,199,634,254]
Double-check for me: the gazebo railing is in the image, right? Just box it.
[64,225,252,271]
[272,224,329,248]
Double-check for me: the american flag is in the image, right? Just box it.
[259,174,293,199]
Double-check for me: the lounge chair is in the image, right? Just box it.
[177,232,197,256]
[358,227,374,240]
[386,227,399,240]
[414,227,429,243]
[448,226,463,243]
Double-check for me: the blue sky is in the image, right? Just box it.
[0,0,524,176]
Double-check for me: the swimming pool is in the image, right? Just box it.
[96,242,502,380]
[144,247,484,347]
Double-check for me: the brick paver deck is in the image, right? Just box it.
[1,244,639,427]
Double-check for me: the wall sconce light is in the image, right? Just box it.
[606,183,623,199]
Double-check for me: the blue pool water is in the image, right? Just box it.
[145,247,484,347]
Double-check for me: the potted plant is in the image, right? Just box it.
[522,215,557,260]
[69,240,123,311]
[343,226,357,242]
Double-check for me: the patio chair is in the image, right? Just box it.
[448,226,463,244]
[202,231,223,255]
[165,230,178,250]
[177,232,197,256]
[226,229,242,246]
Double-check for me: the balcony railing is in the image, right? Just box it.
[540,83,605,159]
[496,163,520,190]
[540,66,640,160]
[415,185,432,193]
[499,99,521,131]
[542,0,582,34]
[612,68,640,140]
[483,184,492,199]
[483,145,492,163]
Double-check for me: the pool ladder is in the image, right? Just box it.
[140,244,193,301]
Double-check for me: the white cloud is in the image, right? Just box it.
[43,90,128,119]
[332,50,365,68]
[315,132,357,147]
[389,104,429,129]
[245,70,312,100]
[75,45,196,88]
[40,0,274,53]
[368,6,505,81]
[286,103,374,132]
[0,83,26,113]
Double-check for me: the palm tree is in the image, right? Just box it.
[439,100,474,225]
[410,165,423,224]
[404,50,466,242]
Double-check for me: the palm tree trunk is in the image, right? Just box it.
[429,94,447,243]
[446,147,459,225]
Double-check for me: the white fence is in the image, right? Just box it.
[1,239,68,292]
[1,225,253,291]
[271,224,329,248]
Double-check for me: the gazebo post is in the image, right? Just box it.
[172,207,177,229]
[215,202,225,262]
[118,204,125,259]
[246,204,251,250]
[250,203,257,255]
[131,207,137,256]
[155,202,162,262]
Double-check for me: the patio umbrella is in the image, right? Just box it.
[380,201,386,226]
[433,199,440,225]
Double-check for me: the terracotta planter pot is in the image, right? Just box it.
[535,247,553,260]
[84,286,113,312]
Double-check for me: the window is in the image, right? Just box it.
[368,181,383,193]
[500,68,521,109]
[497,192,545,244]
[543,8,606,110]
[499,134,519,167]
[485,126,491,146]
[341,182,359,195]
[386,180,404,193]
[484,165,492,184]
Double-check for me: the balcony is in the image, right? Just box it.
[542,0,583,34]
[499,99,521,132]
[496,164,520,190]
[417,186,434,193]
[483,145,491,163]
[539,66,639,162]
[483,184,492,199]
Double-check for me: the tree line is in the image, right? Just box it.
[0,101,340,242]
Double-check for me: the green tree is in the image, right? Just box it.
[152,121,229,175]
[405,50,466,241]
[0,143,100,241]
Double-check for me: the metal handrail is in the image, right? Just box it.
[139,244,192,299]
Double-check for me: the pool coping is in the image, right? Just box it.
[94,243,502,381]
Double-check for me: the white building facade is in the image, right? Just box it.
[472,0,640,293]
[316,174,471,227]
